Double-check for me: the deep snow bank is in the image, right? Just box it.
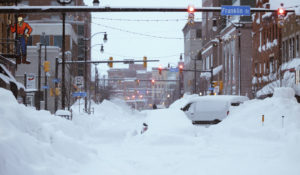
[0,88,140,175]
[0,88,97,175]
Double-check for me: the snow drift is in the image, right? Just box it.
[1,87,300,175]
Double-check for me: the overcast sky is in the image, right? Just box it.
[83,0,203,77]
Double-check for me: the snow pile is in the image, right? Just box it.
[0,88,97,175]
[1,86,300,175]
[273,87,296,99]
[169,93,199,109]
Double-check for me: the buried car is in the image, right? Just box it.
[181,95,249,124]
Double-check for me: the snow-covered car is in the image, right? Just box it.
[55,109,72,120]
[181,95,249,124]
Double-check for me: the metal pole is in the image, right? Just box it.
[55,57,58,112]
[84,39,88,113]
[37,43,42,110]
[61,12,66,110]
[44,44,48,110]
[210,66,213,94]
[179,73,182,98]
[23,73,27,106]
[238,28,242,96]
[194,58,196,94]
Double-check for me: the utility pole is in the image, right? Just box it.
[210,66,213,94]
[37,43,42,110]
[84,37,88,113]
[43,37,48,110]
[55,57,59,112]
[238,27,242,96]
[61,12,66,110]
[194,57,197,94]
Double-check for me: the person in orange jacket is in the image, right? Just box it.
[9,14,32,64]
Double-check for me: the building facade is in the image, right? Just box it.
[182,22,202,94]
[200,0,254,97]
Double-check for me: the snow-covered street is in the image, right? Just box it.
[1,87,300,175]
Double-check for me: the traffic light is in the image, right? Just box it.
[277,4,286,28]
[277,6,286,17]
[50,88,54,97]
[108,57,113,68]
[188,5,195,13]
[151,79,155,86]
[179,64,183,74]
[143,56,147,68]
[55,88,60,96]
[44,61,50,72]
[187,5,195,25]
[158,66,162,75]
[219,81,223,91]
[212,81,218,87]
[136,79,140,86]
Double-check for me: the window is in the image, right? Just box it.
[290,38,293,59]
[78,64,84,76]
[53,35,62,48]
[206,56,210,70]
[297,35,299,57]
[40,35,50,46]
[270,58,274,73]
[78,25,85,36]
[293,38,295,58]
[196,29,202,38]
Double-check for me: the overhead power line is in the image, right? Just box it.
[101,51,182,59]
[92,22,184,40]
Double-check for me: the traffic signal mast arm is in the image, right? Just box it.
[58,59,159,64]
[0,6,295,13]
[103,78,179,82]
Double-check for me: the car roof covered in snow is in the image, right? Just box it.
[187,95,249,104]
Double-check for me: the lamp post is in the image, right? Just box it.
[82,32,107,113]
[57,0,72,110]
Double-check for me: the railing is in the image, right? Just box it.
[0,38,20,59]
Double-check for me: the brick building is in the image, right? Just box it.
[251,0,281,96]
[0,0,26,100]
[200,0,254,97]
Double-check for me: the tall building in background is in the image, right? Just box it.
[107,62,153,109]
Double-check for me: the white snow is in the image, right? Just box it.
[0,64,25,90]
[1,87,300,175]
[256,58,300,97]
[55,110,71,116]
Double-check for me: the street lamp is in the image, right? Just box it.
[82,32,107,113]
[57,0,72,110]
[57,0,72,4]
[93,0,100,6]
